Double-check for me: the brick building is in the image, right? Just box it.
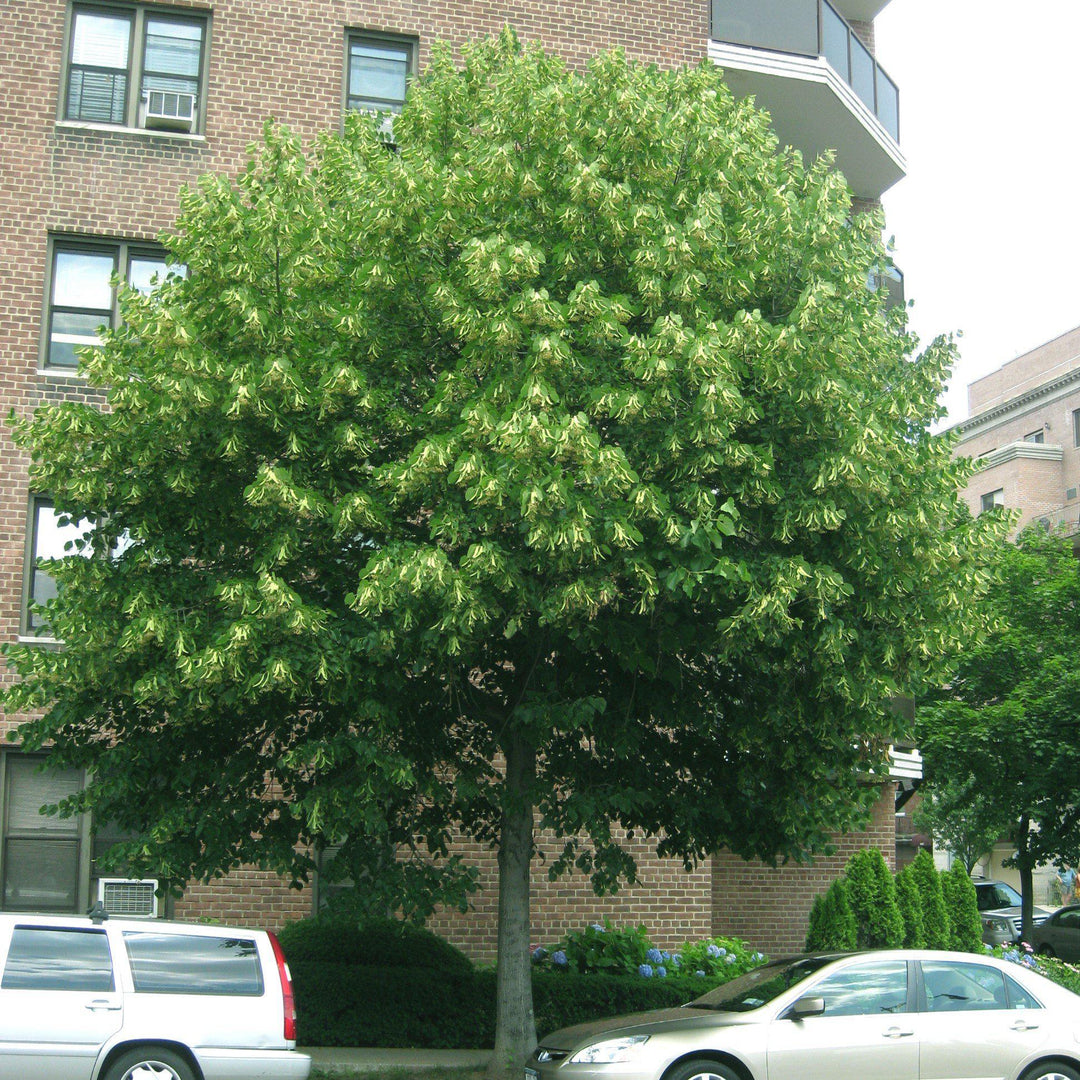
[0,0,910,959]
[953,324,1080,537]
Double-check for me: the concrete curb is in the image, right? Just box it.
[304,1048,493,1074]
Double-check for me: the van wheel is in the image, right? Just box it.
[105,1046,196,1080]
[1020,1062,1080,1080]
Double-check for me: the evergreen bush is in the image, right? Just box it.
[805,878,857,951]
[942,860,984,952]
[845,849,904,948]
[895,861,926,948]
[909,849,951,949]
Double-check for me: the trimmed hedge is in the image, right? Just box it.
[290,965,711,1048]
[278,916,473,974]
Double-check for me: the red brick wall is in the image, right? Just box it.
[428,827,713,965]
[170,867,311,927]
[710,784,897,956]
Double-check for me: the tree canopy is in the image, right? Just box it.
[3,32,1001,1070]
[919,525,1080,938]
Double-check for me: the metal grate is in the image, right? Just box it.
[99,878,158,917]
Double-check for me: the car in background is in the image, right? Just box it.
[1030,904,1080,961]
[529,950,1080,1080]
[0,909,310,1080]
[974,878,1054,946]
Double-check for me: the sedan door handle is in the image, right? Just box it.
[1010,1020,1039,1032]
[85,999,122,1011]
[882,1026,915,1039]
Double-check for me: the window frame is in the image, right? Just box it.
[980,489,1004,514]
[1073,407,1080,448]
[0,751,92,915]
[42,235,180,371]
[343,29,417,117]
[60,1,210,135]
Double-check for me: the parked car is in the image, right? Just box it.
[1030,905,1080,960]
[974,878,1054,946]
[0,909,310,1080]
[529,950,1080,1080]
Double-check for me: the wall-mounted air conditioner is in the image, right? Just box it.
[97,877,160,917]
[141,90,196,132]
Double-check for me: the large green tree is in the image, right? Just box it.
[4,33,999,1072]
[919,526,1080,941]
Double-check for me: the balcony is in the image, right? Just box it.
[710,0,904,200]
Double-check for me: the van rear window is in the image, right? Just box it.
[123,931,263,995]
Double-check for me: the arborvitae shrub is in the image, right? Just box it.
[942,860,984,952]
[845,849,904,948]
[805,878,857,951]
[277,916,473,973]
[910,849,951,949]
[895,862,926,948]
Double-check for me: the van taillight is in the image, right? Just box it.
[268,932,297,1041]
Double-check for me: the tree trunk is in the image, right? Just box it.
[489,728,537,1080]
[1016,813,1035,942]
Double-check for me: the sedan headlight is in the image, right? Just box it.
[570,1036,650,1064]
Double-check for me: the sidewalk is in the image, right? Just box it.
[304,1048,493,1075]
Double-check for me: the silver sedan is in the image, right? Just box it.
[527,950,1080,1080]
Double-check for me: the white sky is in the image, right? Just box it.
[874,1,1080,424]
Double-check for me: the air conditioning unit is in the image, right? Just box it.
[141,90,196,132]
[97,877,160,918]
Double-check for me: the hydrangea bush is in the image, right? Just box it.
[533,921,766,982]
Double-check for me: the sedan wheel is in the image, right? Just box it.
[1021,1063,1080,1080]
[664,1058,741,1080]
[104,1047,196,1080]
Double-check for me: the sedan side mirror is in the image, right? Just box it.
[789,996,826,1019]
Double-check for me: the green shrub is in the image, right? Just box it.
[290,964,718,1047]
[942,861,983,952]
[895,862,926,948]
[805,878,856,951]
[909,849,951,950]
[845,849,904,949]
[277,916,473,973]
[548,920,652,976]
[536,922,766,982]
[677,936,766,980]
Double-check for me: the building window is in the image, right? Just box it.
[64,4,207,132]
[0,753,87,913]
[980,489,1004,514]
[24,497,93,635]
[45,237,182,368]
[1024,429,1045,444]
[346,33,415,113]
[1073,408,1080,448]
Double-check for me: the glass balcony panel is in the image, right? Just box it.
[850,33,876,114]
[821,3,850,81]
[876,68,899,141]
[711,0,819,58]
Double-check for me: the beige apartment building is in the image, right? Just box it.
[0,0,911,959]
[954,325,1080,535]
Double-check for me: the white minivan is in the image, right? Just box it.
[0,910,311,1080]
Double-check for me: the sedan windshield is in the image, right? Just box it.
[687,956,837,1013]
[978,883,1022,909]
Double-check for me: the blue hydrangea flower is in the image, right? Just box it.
[706,944,721,958]
[656,966,667,977]
[531,947,547,962]
[646,948,664,964]
[638,964,654,977]
[553,951,568,967]
[695,969,706,978]
[671,954,682,968]
[661,951,670,961]
[725,954,737,964]
[590,923,605,932]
